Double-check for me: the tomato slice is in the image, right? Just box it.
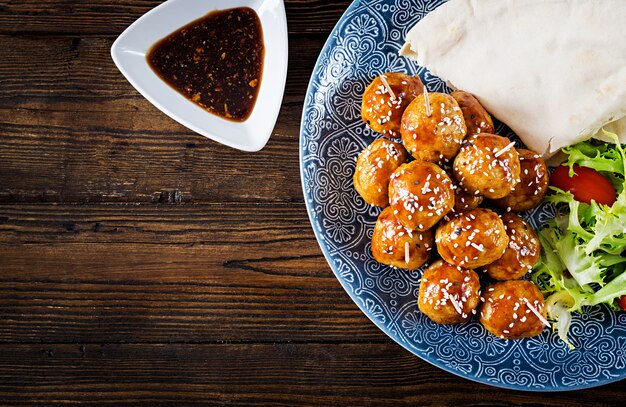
[550,164,617,206]
[617,295,626,311]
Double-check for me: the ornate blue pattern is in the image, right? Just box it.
[299,0,625,391]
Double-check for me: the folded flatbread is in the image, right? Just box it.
[400,0,626,157]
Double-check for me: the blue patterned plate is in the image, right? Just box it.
[299,0,626,391]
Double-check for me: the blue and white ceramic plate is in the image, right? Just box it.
[299,0,626,391]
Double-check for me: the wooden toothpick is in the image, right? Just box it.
[380,75,396,101]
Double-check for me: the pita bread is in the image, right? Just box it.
[400,0,626,157]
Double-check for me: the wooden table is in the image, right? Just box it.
[0,1,623,404]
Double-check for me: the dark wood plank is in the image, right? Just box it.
[0,0,351,35]
[0,108,303,203]
[0,343,622,406]
[0,34,325,203]
[0,278,382,343]
[0,204,383,343]
[0,203,311,244]
[0,35,323,107]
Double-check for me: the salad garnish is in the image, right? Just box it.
[532,131,626,348]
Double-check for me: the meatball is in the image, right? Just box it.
[450,90,495,136]
[388,160,455,231]
[453,134,521,199]
[362,73,424,138]
[484,214,541,280]
[436,208,509,269]
[493,149,549,212]
[354,138,410,207]
[479,280,548,340]
[371,207,434,269]
[418,260,481,324]
[401,91,467,162]
[453,184,483,212]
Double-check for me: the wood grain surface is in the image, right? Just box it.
[0,0,624,405]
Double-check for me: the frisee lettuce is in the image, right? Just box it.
[531,131,626,349]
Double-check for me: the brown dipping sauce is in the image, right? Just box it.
[147,7,264,122]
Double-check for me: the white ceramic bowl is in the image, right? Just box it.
[111,0,288,152]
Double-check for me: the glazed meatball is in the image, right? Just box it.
[453,134,521,199]
[362,73,424,138]
[484,214,541,281]
[388,160,455,231]
[371,207,434,269]
[418,260,481,324]
[479,280,548,340]
[401,91,467,162]
[453,184,483,212]
[354,138,410,207]
[436,208,509,269]
[493,149,549,212]
[450,90,495,136]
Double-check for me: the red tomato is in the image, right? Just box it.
[617,295,626,311]
[550,164,617,206]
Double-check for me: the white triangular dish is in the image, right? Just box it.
[111,0,288,152]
